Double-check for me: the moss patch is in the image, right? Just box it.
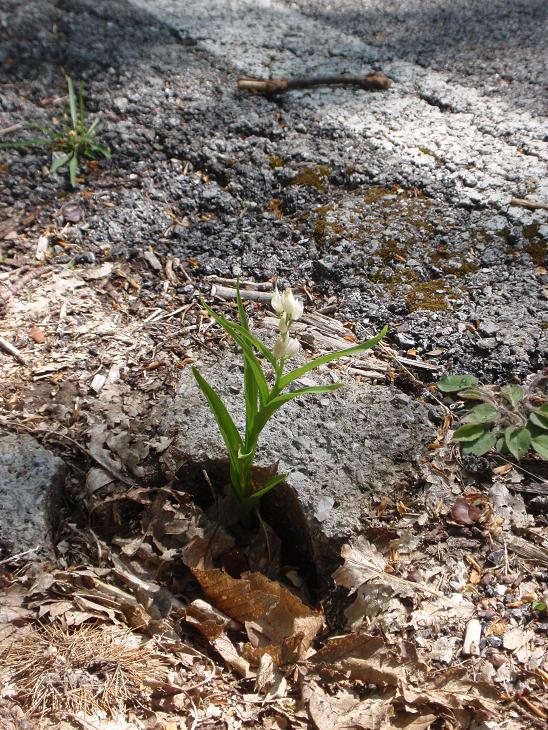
[269,154,285,169]
[289,165,332,192]
[405,278,459,312]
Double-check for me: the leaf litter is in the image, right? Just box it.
[0,224,546,727]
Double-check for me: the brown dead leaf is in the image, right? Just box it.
[303,681,396,730]
[486,619,507,637]
[185,598,238,641]
[332,537,387,591]
[28,325,46,343]
[401,666,501,719]
[309,634,427,688]
[451,496,481,525]
[502,626,534,653]
[255,653,287,698]
[191,568,323,664]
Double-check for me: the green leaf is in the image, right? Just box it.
[78,80,86,127]
[464,403,499,425]
[529,412,548,430]
[453,423,487,442]
[437,374,479,392]
[86,117,101,136]
[495,436,508,454]
[236,280,260,439]
[462,431,496,456]
[501,384,524,407]
[532,601,547,612]
[531,433,548,460]
[67,76,78,128]
[251,472,288,500]
[529,405,548,431]
[50,152,71,174]
[278,326,387,391]
[68,154,78,187]
[505,426,531,460]
[457,388,491,401]
[192,367,243,468]
[200,298,277,367]
[0,138,52,148]
[250,384,345,442]
[88,143,111,159]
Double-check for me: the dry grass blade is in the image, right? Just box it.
[1,623,168,720]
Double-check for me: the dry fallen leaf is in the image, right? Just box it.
[451,496,481,525]
[303,680,396,730]
[191,568,323,665]
[28,325,46,343]
[309,633,427,688]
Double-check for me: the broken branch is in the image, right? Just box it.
[237,71,391,95]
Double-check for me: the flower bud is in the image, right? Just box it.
[273,336,286,360]
[279,313,289,335]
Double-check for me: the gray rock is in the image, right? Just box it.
[168,346,436,574]
[0,429,66,557]
[394,332,416,349]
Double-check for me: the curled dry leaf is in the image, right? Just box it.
[191,567,323,665]
[451,496,482,525]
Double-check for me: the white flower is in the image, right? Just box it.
[271,286,304,321]
[271,286,284,314]
[285,337,300,357]
[281,289,304,321]
[274,335,300,360]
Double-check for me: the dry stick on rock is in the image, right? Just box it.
[510,197,548,211]
[237,71,391,95]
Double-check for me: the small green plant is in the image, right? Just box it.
[437,373,548,460]
[193,283,387,522]
[0,76,111,187]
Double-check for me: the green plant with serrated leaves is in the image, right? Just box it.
[0,76,111,187]
[193,282,387,522]
[437,372,548,460]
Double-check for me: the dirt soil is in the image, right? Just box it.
[0,1,547,728]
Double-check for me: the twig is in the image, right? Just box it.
[0,335,26,364]
[237,71,391,95]
[0,546,40,565]
[0,123,23,136]
[206,275,273,291]
[510,197,548,211]
[211,284,273,302]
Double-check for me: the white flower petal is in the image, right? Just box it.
[285,337,300,358]
[271,286,283,314]
[280,289,304,320]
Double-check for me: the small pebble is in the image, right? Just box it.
[486,549,505,566]
[74,251,96,264]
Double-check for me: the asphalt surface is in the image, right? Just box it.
[1,0,547,380]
